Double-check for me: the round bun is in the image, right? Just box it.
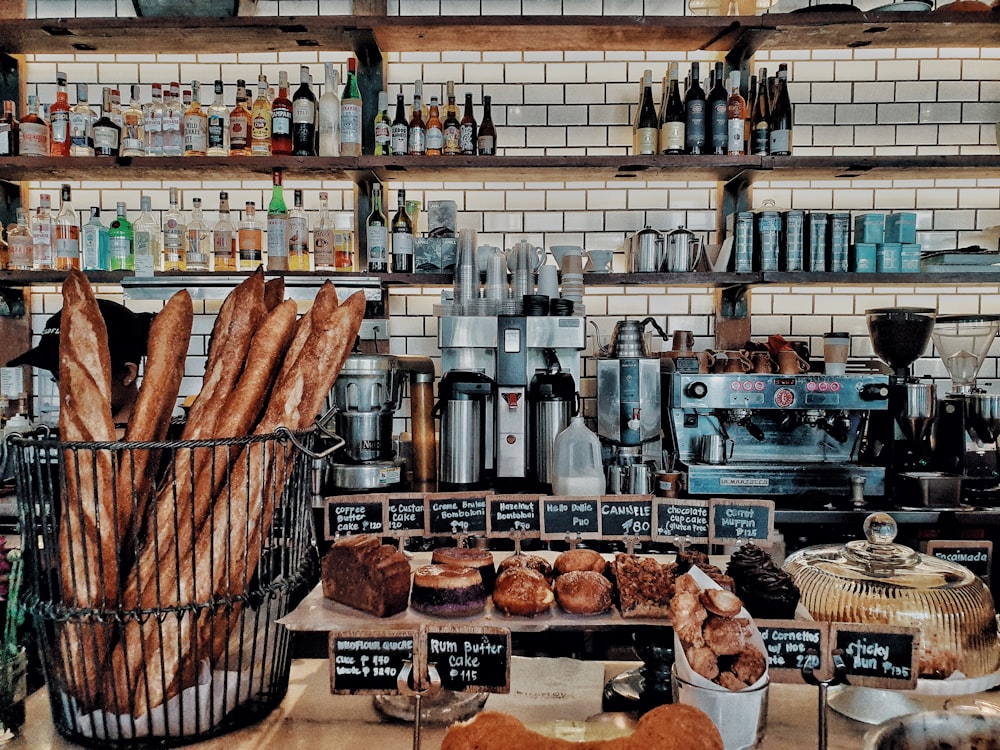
[431,547,497,593]
[411,564,487,617]
[498,553,553,583]
[555,570,613,615]
[492,567,554,617]
[554,548,606,576]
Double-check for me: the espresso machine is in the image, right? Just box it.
[931,314,1000,501]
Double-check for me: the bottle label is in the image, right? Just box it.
[288,216,309,254]
[334,229,354,270]
[143,113,162,133]
[20,123,49,156]
[341,102,362,146]
[292,99,315,124]
[50,111,69,143]
[367,225,387,266]
[443,124,460,154]
[230,113,248,149]
[109,236,131,264]
[208,115,226,149]
[313,228,334,267]
[93,125,119,154]
[752,124,769,155]
[710,101,728,152]
[459,124,475,153]
[426,126,443,151]
[769,129,792,155]
[9,237,32,269]
[390,123,408,155]
[272,109,291,136]
[183,117,208,153]
[251,113,271,151]
[31,226,51,248]
[163,113,181,132]
[214,230,234,261]
[685,101,705,151]
[392,231,413,256]
[727,118,744,155]
[187,230,209,267]
[635,127,657,155]
[238,229,262,262]
[69,112,92,148]
[134,229,152,257]
[267,217,288,257]
[374,121,391,152]
[55,237,78,260]
[408,127,425,154]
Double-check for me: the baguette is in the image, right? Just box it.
[264,276,285,312]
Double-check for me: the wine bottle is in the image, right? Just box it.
[684,62,706,155]
[390,88,408,156]
[366,182,388,272]
[292,65,318,156]
[340,57,363,156]
[707,61,728,156]
[661,62,685,155]
[751,67,770,155]
[391,188,414,273]
[634,72,658,156]
[769,63,793,156]
[726,71,746,156]
[477,95,497,156]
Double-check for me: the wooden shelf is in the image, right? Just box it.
[759,154,1000,181]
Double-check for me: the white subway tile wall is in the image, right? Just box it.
[18,2,1000,425]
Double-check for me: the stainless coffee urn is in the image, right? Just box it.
[528,351,578,488]
[436,370,494,488]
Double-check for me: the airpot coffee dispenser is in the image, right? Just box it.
[436,370,494,488]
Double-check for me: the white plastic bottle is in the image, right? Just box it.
[552,416,605,496]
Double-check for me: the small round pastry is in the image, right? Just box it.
[703,616,751,657]
[431,546,497,593]
[554,570,613,615]
[492,567,554,617]
[699,588,743,618]
[553,548,606,577]
[498,553,553,583]
[731,645,767,685]
[411,564,487,618]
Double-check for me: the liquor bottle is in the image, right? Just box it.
[54,184,80,271]
[0,100,18,157]
[769,63,793,156]
[271,71,293,155]
[476,95,498,156]
[250,75,272,156]
[661,62,685,155]
[373,91,391,156]
[459,92,477,155]
[19,95,48,157]
[318,63,340,157]
[69,83,95,157]
[366,182,388,272]
[751,67,770,155]
[7,208,33,270]
[425,96,443,156]
[49,71,70,157]
[144,82,165,156]
[407,91,426,155]
[110,88,123,131]
[31,194,53,270]
[288,189,309,270]
[206,79,230,157]
[132,194,161,275]
[744,74,756,149]
[442,82,460,155]
[335,211,355,271]
[267,169,289,271]
[80,207,109,271]
[92,87,120,157]
[108,201,134,272]
[186,197,211,271]
[239,201,263,270]
[635,74,658,156]
[212,191,237,272]
[726,71,746,156]
[313,191,335,271]
[390,188,414,273]
[292,65,317,156]
[162,81,183,156]
[162,187,186,271]
[708,61,728,156]
[229,79,250,156]
[390,89,408,156]
[121,84,146,157]
[340,57,362,157]
[183,80,208,156]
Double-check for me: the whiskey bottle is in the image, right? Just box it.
[292,65,318,156]
[229,80,251,156]
[49,71,70,157]
[271,71,293,155]
[391,188,414,273]
[69,83,94,156]
[206,79,230,157]
[185,197,210,271]
[238,201,263,270]
[366,182,388,272]
[288,189,310,270]
[54,184,80,271]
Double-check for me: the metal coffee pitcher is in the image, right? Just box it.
[627,226,663,273]
[661,226,705,272]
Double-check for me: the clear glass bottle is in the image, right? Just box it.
[442,82,460,156]
[229,79,250,156]
[183,80,208,156]
[271,71,293,156]
[93,87,120,157]
[477,95,497,156]
[373,90,391,156]
[132,194,161,275]
[69,83,94,157]
[459,92,477,155]
[19,95,49,157]
[0,100,18,157]
[238,201,263,270]
[288,189,309,271]
[425,96,443,156]
[30,194,54,270]
[390,188,414,273]
[335,211,355,272]
[407,92,425,156]
[109,88,123,131]
[144,82,165,156]
[267,169,289,271]
[213,191,237,272]
[49,71,70,157]
[80,206,109,271]
[390,88,408,156]
[54,184,80,271]
[366,182,387,272]
[727,70,746,156]
[250,75,271,156]
[206,79,230,157]
[121,84,146,157]
[162,187,186,271]
[313,191,335,271]
[185,197,210,271]
[6,208,33,271]
[162,81,183,156]
[318,63,340,157]
[340,57,362,157]
[108,201,134,271]
[292,65,317,156]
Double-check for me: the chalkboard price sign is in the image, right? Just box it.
[756,620,829,684]
[386,493,427,535]
[329,630,418,695]
[427,493,489,536]
[926,540,992,585]
[488,495,541,537]
[709,498,774,546]
[599,497,653,539]
[425,627,511,694]
[831,623,919,689]
[325,496,386,539]
[652,498,710,544]
[540,497,601,540]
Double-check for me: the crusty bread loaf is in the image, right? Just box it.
[321,535,411,617]
[264,275,285,311]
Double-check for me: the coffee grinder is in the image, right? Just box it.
[931,314,1000,501]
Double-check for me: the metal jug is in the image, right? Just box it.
[628,226,663,273]
[661,226,705,272]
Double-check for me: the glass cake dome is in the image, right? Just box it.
[783,513,1000,680]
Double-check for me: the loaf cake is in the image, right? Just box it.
[611,553,676,618]
[321,534,411,617]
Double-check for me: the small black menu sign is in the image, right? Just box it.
[756,620,829,684]
[427,493,489,536]
[325,496,386,540]
[386,492,427,536]
[652,498,710,544]
[831,623,919,689]
[488,495,541,537]
[540,497,601,540]
[709,498,774,545]
[425,626,511,694]
[926,540,992,584]
[330,630,418,695]
[599,496,653,539]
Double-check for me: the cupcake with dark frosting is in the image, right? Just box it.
[726,543,800,620]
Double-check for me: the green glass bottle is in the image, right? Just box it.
[108,201,134,271]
